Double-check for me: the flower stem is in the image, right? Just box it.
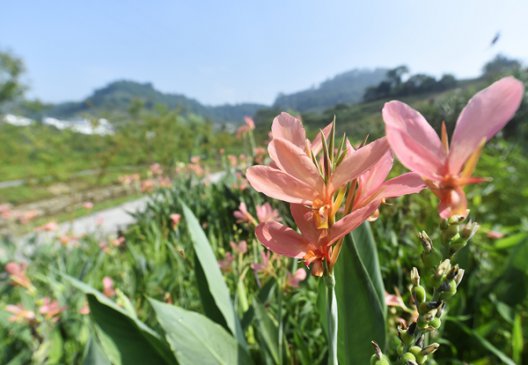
[326,272,339,365]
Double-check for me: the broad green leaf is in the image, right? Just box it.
[63,275,175,365]
[451,320,516,365]
[333,226,386,365]
[180,201,247,348]
[351,222,386,315]
[149,299,253,365]
[82,337,111,365]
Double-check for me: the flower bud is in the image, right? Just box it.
[370,341,390,365]
[418,231,432,253]
[421,343,440,355]
[413,285,426,304]
[409,346,426,364]
[398,326,414,346]
[435,259,452,284]
[454,269,465,286]
[439,280,457,300]
[429,317,441,329]
[448,214,466,225]
[402,352,417,362]
[461,221,479,240]
[410,267,421,286]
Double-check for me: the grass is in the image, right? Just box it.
[0,169,143,205]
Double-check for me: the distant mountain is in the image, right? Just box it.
[43,80,266,124]
[273,68,388,112]
[9,68,389,123]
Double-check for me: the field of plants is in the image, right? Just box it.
[1,73,527,365]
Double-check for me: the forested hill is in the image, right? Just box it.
[273,68,388,112]
[41,80,267,124]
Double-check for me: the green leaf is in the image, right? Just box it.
[451,320,516,365]
[149,298,253,365]
[241,278,276,330]
[180,200,247,348]
[494,232,528,250]
[253,299,280,364]
[63,275,175,365]
[350,222,386,315]
[512,313,523,364]
[82,337,111,365]
[333,224,386,365]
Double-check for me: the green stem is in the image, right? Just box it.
[326,272,338,365]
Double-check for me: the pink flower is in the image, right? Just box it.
[110,236,125,247]
[39,297,64,322]
[218,252,234,272]
[236,116,256,138]
[286,268,307,288]
[385,291,406,309]
[382,77,524,218]
[256,203,281,224]
[103,277,116,298]
[350,149,425,219]
[227,155,238,168]
[487,230,504,240]
[253,147,267,164]
[141,179,155,193]
[230,240,248,255]
[5,304,35,323]
[35,221,59,232]
[17,209,40,224]
[233,202,257,225]
[159,177,172,188]
[0,204,12,219]
[246,112,389,229]
[170,213,181,228]
[79,303,90,315]
[5,262,33,291]
[251,251,272,274]
[150,163,163,176]
[83,201,94,209]
[256,202,378,276]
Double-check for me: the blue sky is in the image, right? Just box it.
[2,1,527,105]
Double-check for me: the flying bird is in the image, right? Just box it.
[490,32,501,47]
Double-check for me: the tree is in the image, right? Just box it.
[482,54,521,77]
[0,51,25,106]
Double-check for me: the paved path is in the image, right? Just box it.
[58,197,150,237]
[46,171,224,237]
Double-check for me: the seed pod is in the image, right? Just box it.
[439,280,457,300]
[413,285,426,304]
[429,317,441,329]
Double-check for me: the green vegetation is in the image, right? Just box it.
[273,68,388,112]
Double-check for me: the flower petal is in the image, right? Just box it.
[438,186,467,219]
[332,137,389,190]
[271,112,306,148]
[448,76,524,174]
[246,166,316,204]
[383,101,446,179]
[290,204,321,244]
[255,221,308,258]
[268,138,323,190]
[356,149,393,202]
[377,172,425,200]
[328,202,379,245]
